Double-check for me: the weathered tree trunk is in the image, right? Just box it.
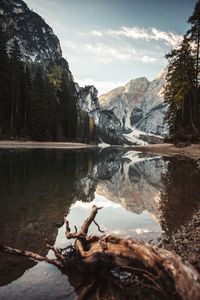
[0,205,200,300]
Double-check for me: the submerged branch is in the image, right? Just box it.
[0,205,200,300]
[0,244,64,269]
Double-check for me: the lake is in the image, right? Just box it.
[0,147,199,299]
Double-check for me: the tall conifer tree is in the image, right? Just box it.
[164,37,196,135]
[187,0,200,87]
[0,34,10,136]
[28,68,49,140]
[9,39,23,137]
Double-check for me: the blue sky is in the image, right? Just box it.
[25,0,196,95]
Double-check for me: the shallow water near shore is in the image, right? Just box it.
[0,147,199,299]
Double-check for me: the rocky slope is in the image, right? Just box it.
[99,70,168,144]
[75,84,100,124]
[100,78,150,130]
[77,71,168,145]
[0,0,62,63]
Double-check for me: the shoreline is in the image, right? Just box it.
[0,141,97,149]
[0,141,200,161]
[132,143,200,161]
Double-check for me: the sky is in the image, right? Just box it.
[25,0,196,95]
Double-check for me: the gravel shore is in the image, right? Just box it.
[0,141,97,149]
[133,143,200,161]
[161,209,200,272]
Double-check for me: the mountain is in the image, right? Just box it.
[99,70,168,145]
[100,77,150,129]
[0,0,99,142]
[0,0,62,64]
[131,70,168,135]
[0,0,168,145]
[76,70,168,145]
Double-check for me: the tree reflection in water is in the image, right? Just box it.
[160,156,200,235]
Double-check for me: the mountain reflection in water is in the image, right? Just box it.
[0,148,199,299]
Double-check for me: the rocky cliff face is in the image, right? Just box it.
[0,0,62,63]
[75,84,100,123]
[100,78,150,130]
[77,71,168,145]
[131,70,168,135]
[99,70,168,145]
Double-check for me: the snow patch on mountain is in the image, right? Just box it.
[0,0,62,63]
[99,69,168,144]
[100,77,150,129]
[76,71,168,145]
[133,69,168,135]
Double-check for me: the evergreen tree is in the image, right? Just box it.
[54,68,78,141]
[47,64,78,140]
[0,40,90,143]
[88,116,98,144]
[48,65,64,139]
[0,34,10,137]
[164,37,196,135]
[48,64,63,139]
[63,78,77,141]
[60,72,70,139]
[77,109,89,143]
[9,39,24,137]
[20,66,32,136]
[48,64,62,92]
[28,69,49,140]
[44,75,57,140]
[187,0,200,87]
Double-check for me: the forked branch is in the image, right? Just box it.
[0,205,200,300]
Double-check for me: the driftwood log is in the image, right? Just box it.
[0,205,200,300]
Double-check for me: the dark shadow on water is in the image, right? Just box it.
[160,156,200,235]
[0,148,96,286]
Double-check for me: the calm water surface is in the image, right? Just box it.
[0,147,199,299]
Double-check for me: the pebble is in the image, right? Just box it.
[162,209,200,271]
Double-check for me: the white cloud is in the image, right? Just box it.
[78,26,182,65]
[90,30,103,37]
[82,43,159,64]
[90,26,182,48]
[83,43,134,63]
[62,40,78,51]
[75,78,125,95]
[62,40,160,64]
